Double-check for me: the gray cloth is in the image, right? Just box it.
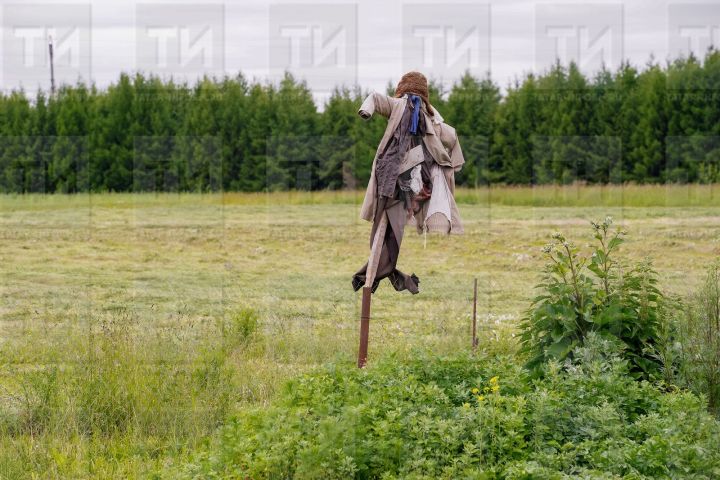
[374,97,417,198]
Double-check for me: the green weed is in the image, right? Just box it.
[520,217,671,379]
[181,349,720,479]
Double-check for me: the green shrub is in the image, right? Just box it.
[519,217,671,379]
[679,261,720,416]
[225,307,260,347]
[180,349,720,479]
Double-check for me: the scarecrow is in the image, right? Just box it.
[352,71,465,296]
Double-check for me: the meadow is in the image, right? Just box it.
[1,184,720,478]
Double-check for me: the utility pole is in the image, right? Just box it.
[48,35,56,96]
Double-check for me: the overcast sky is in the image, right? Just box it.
[0,0,718,102]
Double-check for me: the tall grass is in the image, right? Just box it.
[456,183,720,207]
[2,183,719,209]
[223,183,720,207]
[679,262,720,416]
[0,307,261,478]
[223,184,720,207]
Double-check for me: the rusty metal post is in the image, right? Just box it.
[357,212,387,368]
[358,286,372,367]
[472,278,478,350]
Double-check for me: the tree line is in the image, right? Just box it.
[1,50,720,192]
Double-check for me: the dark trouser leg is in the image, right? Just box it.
[352,198,420,294]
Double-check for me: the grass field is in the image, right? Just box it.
[1,185,720,478]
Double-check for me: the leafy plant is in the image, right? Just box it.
[225,307,260,347]
[520,217,669,379]
[179,351,720,479]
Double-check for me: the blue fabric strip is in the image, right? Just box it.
[408,94,421,135]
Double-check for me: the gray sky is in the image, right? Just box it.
[0,0,717,101]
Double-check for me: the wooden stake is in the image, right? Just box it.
[472,278,478,350]
[357,212,388,368]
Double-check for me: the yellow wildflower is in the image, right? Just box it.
[471,387,479,394]
[476,395,485,401]
[491,384,500,393]
[489,376,499,384]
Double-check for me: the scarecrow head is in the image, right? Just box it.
[394,71,433,116]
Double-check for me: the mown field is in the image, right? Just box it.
[1,185,720,479]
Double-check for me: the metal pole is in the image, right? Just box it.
[358,286,371,367]
[48,35,56,96]
[472,278,478,350]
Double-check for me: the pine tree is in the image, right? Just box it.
[445,72,500,185]
[493,76,539,184]
[630,63,667,182]
[318,87,357,189]
[267,73,318,191]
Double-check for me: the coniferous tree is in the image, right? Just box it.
[238,82,274,191]
[318,87,357,189]
[218,74,250,191]
[267,73,318,190]
[493,76,539,184]
[445,72,500,185]
[630,63,667,182]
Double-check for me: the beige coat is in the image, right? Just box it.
[358,92,465,234]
